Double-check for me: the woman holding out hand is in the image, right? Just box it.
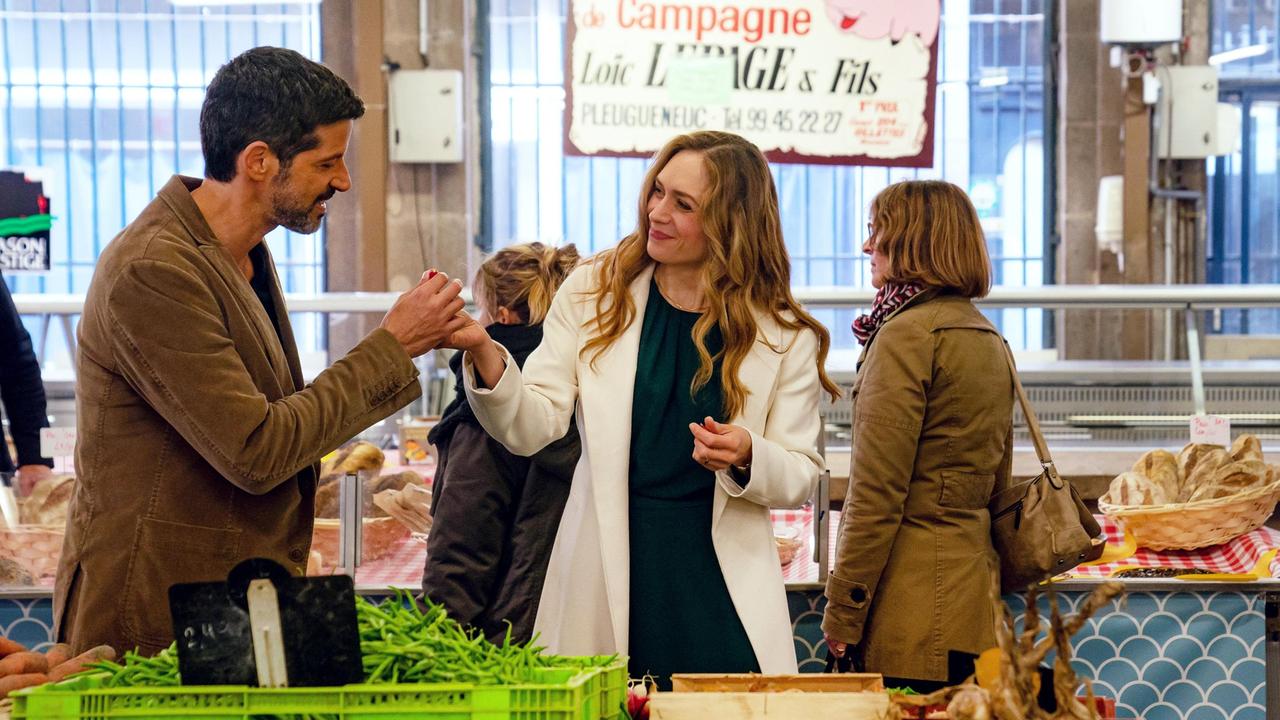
[440,131,840,686]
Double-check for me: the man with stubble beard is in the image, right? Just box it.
[54,47,468,654]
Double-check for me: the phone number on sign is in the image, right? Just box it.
[724,108,842,134]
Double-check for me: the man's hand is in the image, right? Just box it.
[688,417,752,472]
[379,270,470,357]
[15,464,52,496]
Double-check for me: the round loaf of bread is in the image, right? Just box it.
[1177,443,1228,480]
[320,441,385,478]
[1107,471,1171,506]
[1186,460,1267,502]
[1132,449,1180,501]
[1230,434,1264,463]
[19,475,75,526]
[1178,446,1231,501]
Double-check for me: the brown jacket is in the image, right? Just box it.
[822,292,1013,682]
[54,176,422,654]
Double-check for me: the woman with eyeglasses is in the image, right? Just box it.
[822,180,1014,690]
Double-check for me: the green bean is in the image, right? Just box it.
[64,588,619,692]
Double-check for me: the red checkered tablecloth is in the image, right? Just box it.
[771,508,821,584]
[356,452,1280,587]
[1064,515,1280,578]
[804,510,1280,581]
[347,510,829,589]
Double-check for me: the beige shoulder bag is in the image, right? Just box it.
[989,342,1105,592]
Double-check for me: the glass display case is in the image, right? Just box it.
[6,284,1280,595]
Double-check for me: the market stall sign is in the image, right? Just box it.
[39,427,76,459]
[1189,414,1231,447]
[0,169,52,273]
[565,0,940,166]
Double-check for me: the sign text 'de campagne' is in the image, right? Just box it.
[566,0,940,165]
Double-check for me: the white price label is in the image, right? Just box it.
[39,427,76,458]
[1189,414,1231,447]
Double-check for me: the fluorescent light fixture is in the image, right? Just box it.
[1209,43,1270,66]
[978,74,1010,88]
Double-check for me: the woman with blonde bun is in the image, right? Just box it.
[422,242,582,644]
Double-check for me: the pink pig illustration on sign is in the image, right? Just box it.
[825,0,941,47]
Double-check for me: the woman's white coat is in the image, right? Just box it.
[464,263,824,673]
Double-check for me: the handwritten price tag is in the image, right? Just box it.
[1189,414,1231,447]
[39,427,76,458]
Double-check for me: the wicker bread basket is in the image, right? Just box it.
[1098,479,1280,551]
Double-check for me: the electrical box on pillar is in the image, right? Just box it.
[1099,0,1182,47]
[388,69,465,164]
[1154,66,1220,159]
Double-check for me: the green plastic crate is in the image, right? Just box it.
[547,655,627,720]
[585,657,628,720]
[12,666,601,720]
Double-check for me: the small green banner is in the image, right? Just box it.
[0,213,53,237]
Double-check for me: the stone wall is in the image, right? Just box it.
[322,0,483,360]
[1056,0,1210,360]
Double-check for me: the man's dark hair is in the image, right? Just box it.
[200,47,364,182]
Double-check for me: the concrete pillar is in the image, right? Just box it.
[322,0,483,360]
[1058,0,1126,359]
[1056,0,1211,359]
[383,0,481,293]
[323,0,389,359]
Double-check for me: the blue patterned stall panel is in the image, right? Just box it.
[791,590,1266,720]
[1,589,1269,720]
[790,590,829,673]
[1004,591,1265,720]
[0,598,54,652]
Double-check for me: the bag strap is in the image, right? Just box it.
[1000,341,1054,469]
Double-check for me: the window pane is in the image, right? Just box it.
[0,1,325,364]
[485,0,1048,350]
[1209,0,1280,333]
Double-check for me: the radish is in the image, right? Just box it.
[626,677,652,720]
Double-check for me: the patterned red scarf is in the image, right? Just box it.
[851,282,927,345]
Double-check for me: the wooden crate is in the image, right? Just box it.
[669,674,884,693]
[649,674,891,720]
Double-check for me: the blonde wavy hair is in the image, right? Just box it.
[581,131,841,418]
[474,242,581,324]
[869,180,992,298]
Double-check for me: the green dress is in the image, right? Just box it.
[627,279,760,688]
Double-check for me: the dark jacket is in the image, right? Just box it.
[423,322,580,643]
[55,176,422,655]
[0,273,52,473]
[822,292,1014,682]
